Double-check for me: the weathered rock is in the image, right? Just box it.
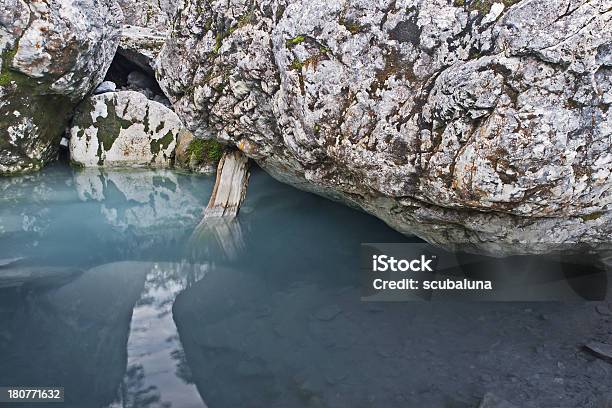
[0,0,123,175]
[157,0,612,256]
[116,0,176,33]
[115,0,175,73]
[118,25,166,74]
[94,80,117,94]
[175,128,195,167]
[69,91,181,167]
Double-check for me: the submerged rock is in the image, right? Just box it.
[69,91,182,167]
[0,0,123,175]
[0,266,82,289]
[157,0,612,255]
[479,393,518,408]
[585,342,612,363]
[0,261,147,406]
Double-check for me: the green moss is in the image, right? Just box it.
[236,11,255,29]
[290,59,304,71]
[580,212,604,222]
[150,131,174,155]
[0,45,75,174]
[286,35,306,48]
[339,18,366,34]
[0,48,29,88]
[187,138,223,164]
[213,32,224,54]
[95,99,133,153]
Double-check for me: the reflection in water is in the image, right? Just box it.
[0,262,148,408]
[0,165,610,408]
[108,263,208,408]
[0,165,210,267]
[189,217,246,262]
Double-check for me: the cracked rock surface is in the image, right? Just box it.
[115,0,178,72]
[158,0,612,255]
[0,0,123,175]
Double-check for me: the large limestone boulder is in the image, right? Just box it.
[157,0,612,255]
[0,0,123,175]
[69,91,181,167]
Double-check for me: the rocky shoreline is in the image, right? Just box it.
[0,0,610,256]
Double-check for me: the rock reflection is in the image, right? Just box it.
[0,262,148,408]
[74,168,205,242]
[0,165,212,267]
[108,262,209,408]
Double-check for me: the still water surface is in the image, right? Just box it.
[0,164,409,407]
[0,164,609,408]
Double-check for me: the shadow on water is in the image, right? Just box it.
[0,164,610,407]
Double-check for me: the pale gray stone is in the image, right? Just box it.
[0,0,123,175]
[69,91,182,168]
[157,0,612,256]
[94,81,117,94]
[118,25,166,74]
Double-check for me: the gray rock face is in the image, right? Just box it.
[118,25,166,73]
[0,0,123,175]
[116,0,176,33]
[115,0,177,72]
[69,91,182,167]
[94,80,117,94]
[157,0,612,255]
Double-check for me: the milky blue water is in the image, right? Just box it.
[0,164,608,408]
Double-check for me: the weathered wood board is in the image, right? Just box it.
[204,150,250,219]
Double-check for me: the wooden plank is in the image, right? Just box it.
[204,150,250,219]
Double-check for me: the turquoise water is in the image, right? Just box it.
[0,164,408,407]
[0,165,608,408]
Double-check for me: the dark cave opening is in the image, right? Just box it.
[103,52,170,106]
[59,52,173,163]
